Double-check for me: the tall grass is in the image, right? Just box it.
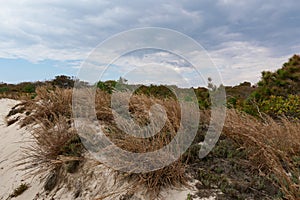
[18,86,72,128]
[223,109,300,199]
[94,90,191,198]
[12,86,300,199]
[19,115,81,175]
[15,86,189,198]
[15,86,82,185]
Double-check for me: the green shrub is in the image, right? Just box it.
[23,83,36,93]
[97,80,117,94]
[254,55,300,101]
[241,55,300,118]
[260,95,300,119]
[0,86,9,93]
[51,75,74,88]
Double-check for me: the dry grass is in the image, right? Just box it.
[3,85,70,127]
[94,90,192,198]
[0,92,33,100]
[223,109,300,199]
[19,86,72,127]
[12,86,300,199]
[121,161,188,199]
[14,86,82,188]
[15,86,190,198]
[19,115,81,175]
[98,91,182,152]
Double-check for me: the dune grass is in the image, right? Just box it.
[8,86,300,199]
[11,86,189,198]
[222,109,300,199]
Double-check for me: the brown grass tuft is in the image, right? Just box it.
[122,161,188,199]
[11,85,300,199]
[16,86,83,185]
[223,109,300,199]
[16,87,189,198]
[95,90,193,198]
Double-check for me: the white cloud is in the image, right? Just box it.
[0,0,299,85]
[210,41,290,85]
[92,50,198,87]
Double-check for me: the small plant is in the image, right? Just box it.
[186,193,192,200]
[10,183,29,198]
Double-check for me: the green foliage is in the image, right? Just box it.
[260,95,300,119]
[0,81,42,99]
[51,75,74,88]
[194,87,210,109]
[22,83,36,93]
[255,55,300,100]
[186,193,192,200]
[225,82,255,109]
[97,80,117,94]
[60,135,83,157]
[0,86,9,93]
[242,55,300,118]
[135,84,177,99]
[227,97,237,108]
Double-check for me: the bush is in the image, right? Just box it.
[254,55,300,101]
[97,80,117,94]
[51,75,74,88]
[260,95,300,119]
[22,83,36,93]
[240,55,300,118]
[0,86,9,93]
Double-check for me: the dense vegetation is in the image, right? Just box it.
[2,55,299,119]
[0,75,75,99]
[2,55,300,199]
[243,55,300,118]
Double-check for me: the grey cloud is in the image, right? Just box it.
[1,0,299,54]
[0,0,299,85]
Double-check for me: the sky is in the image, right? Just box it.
[0,0,299,86]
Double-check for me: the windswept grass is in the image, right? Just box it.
[223,109,300,199]
[8,85,299,199]
[94,90,193,198]
[19,85,73,128]
[13,86,190,198]
[11,86,83,191]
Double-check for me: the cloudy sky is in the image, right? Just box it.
[0,0,299,86]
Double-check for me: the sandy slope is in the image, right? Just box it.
[0,99,42,200]
[0,98,216,200]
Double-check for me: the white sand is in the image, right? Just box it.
[0,98,217,200]
[0,99,42,200]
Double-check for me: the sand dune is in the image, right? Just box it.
[0,99,42,200]
[0,98,216,200]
